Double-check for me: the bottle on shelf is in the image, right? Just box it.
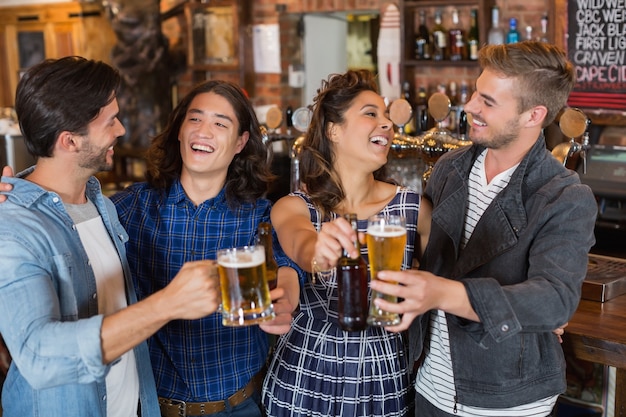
[456,81,470,139]
[431,9,448,61]
[402,81,416,134]
[507,17,520,44]
[458,110,468,140]
[458,80,470,106]
[414,10,431,60]
[525,25,533,41]
[448,9,465,61]
[487,5,505,45]
[448,81,458,129]
[258,222,278,290]
[416,86,429,132]
[285,105,293,136]
[539,14,549,42]
[449,81,458,107]
[337,213,369,332]
[467,8,479,61]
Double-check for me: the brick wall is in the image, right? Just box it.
[164,0,552,109]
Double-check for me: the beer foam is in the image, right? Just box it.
[218,249,265,268]
[366,225,406,237]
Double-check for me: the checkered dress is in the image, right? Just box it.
[262,187,420,417]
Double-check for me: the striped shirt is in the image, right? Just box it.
[416,149,557,416]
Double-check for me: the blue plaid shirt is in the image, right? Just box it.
[111,179,292,402]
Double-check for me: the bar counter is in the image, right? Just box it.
[564,292,626,416]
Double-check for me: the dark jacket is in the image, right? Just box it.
[411,136,597,408]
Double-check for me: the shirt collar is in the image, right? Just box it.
[6,165,102,208]
[167,177,228,208]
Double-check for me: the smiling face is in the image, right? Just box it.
[178,91,248,182]
[76,97,125,172]
[464,68,526,150]
[330,90,393,172]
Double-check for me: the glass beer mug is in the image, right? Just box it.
[366,215,407,326]
[217,245,275,326]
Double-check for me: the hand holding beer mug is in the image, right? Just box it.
[217,245,275,326]
[367,215,407,326]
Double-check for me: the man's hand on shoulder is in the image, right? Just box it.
[0,166,15,203]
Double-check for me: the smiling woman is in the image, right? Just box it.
[262,69,420,417]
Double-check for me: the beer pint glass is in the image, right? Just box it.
[217,246,275,326]
[366,215,406,326]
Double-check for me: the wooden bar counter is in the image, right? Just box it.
[564,293,626,416]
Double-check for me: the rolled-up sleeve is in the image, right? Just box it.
[0,232,109,390]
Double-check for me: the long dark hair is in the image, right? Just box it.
[300,69,390,218]
[145,80,274,205]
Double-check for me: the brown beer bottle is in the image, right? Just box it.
[337,213,369,331]
[258,222,278,290]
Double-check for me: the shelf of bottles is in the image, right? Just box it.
[402,80,470,141]
[400,0,495,70]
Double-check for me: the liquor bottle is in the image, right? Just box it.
[337,213,368,332]
[258,222,278,290]
[416,86,429,132]
[431,10,447,61]
[448,9,465,61]
[448,81,458,129]
[414,10,431,60]
[402,81,416,134]
[458,80,470,106]
[539,14,549,42]
[285,105,293,136]
[507,18,520,44]
[449,81,458,107]
[525,25,533,41]
[467,9,479,61]
[458,110,468,140]
[487,6,505,45]
[456,80,470,137]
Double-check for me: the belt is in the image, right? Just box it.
[158,371,264,417]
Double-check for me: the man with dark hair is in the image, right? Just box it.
[0,56,221,417]
[0,75,300,417]
[110,79,300,417]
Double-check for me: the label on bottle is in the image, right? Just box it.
[468,40,478,60]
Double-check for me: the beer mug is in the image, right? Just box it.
[217,245,275,326]
[366,215,407,326]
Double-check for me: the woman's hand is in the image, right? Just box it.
[312,217,358,272]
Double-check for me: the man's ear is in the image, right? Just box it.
[57,131,78,152]
[525,105,548,128]
[235,131,250,154]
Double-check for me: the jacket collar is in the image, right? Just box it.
[436,135,558,275]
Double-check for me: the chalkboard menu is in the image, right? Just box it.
[566,0,626,111]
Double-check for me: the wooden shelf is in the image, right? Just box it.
[399,0,495,85]
[183,0,254,96]
[0,2,115,107]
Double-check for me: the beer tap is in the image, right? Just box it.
[551,108,591,172]
[285,106,294,138]
[418,92,471,189]
[389,98,421,159]
[289,107,312,192]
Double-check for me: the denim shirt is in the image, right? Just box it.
[411,136,598,408]
[0,170,160,417]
